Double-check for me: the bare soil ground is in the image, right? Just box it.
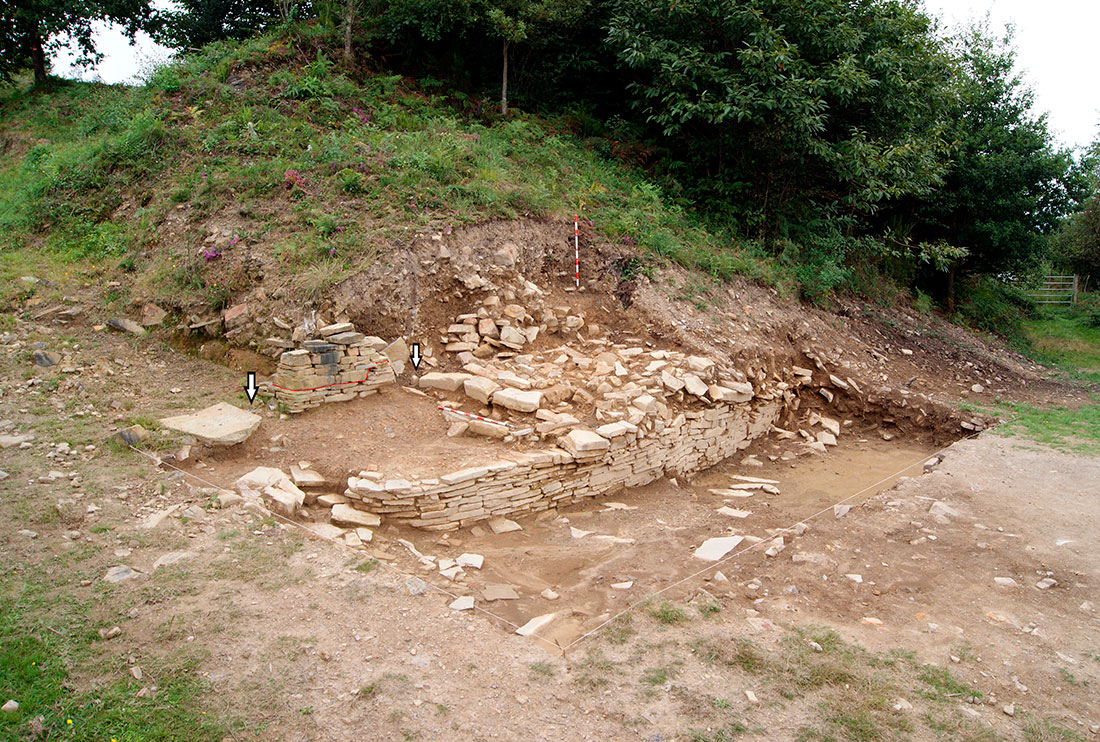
[3,220,1099,741]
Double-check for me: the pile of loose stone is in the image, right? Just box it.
[419,337,766,448]
[435,281,585,357]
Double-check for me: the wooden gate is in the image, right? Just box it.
[1030,275,1079,305]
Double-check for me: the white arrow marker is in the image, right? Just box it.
[245,371,258,404]
[410,343,423,371]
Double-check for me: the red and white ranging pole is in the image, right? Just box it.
[574,215,580,288]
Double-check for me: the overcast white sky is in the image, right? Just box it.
[52,0,1100,150]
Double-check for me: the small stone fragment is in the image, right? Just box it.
[456,553,484,569]
[104,565,137,583]
[32,350,61,367]
[449,596,474,611]
[1,700,18,713]
[488,517,522,534]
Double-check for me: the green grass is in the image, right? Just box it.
[1023,302,1100,384]
[1023,716,1087,742]
[988,398,1100,455]
[917,665,981,702]
[0,579,234,741]
[648,601,688,626]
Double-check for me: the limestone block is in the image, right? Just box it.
[464,376,501,404]
[160,402,261,446]
[500,326,527,346]
[634,394,658,414]
[708,383,753,403]
[683,374,709,397]
[330,504,381,528]
[492,388,542,413]
[326,331,365,345]
[319,322,354,337]
[560,429,610,457]
[419,372,473,392]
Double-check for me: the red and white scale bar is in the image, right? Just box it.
[438,405,515,429]
[574,215,580,288]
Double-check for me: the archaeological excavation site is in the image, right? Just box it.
[7,215,1098,741]
[145,221,999,646]
[5,12,1100,736]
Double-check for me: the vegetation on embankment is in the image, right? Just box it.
[0,7,1096,347]
[0,36,814,314]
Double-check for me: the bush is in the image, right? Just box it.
[956,277,1035,345]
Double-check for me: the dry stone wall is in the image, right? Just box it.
[270,323,398,413]
[342,393,785,531]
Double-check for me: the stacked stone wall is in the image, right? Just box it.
[271,327,397,413]
[342,395,784,531]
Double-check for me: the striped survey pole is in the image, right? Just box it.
[438,405,515,429]
[574,215,580,288]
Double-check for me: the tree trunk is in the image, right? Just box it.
[501,39,508,115]
[946,263,956,313]
[30,28,48,85]
[343,0,354,62]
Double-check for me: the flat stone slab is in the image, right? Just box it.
[330,504,381,528]
[449,596,475,611]
[107,317,146,335]
[153,551,197,570]
[104,565,138,583]
[693,536,745,562]
[492,387,542,413]
[319,322,354,337]
[464,376,501,404]
[482,584,520,601]
[161,402,261,446]
[290,465,327,488]
[717,507,752,519]
[560,429,610,456]
[515,612,558,636]
[709,383,753,403]
[419,372,473,392]
[306,523,346,541]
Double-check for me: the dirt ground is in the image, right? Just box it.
[2,220,1099,740]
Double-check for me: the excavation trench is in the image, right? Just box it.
[181,378,971,649]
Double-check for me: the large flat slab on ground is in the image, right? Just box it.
[160,402,262,445]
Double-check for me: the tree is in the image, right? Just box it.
[606,0,956,238]
[898,23,1084,304]
[1052,139,1100,282]
[0,0,156,85]
[372,0,585,114]
[154,0,285,50]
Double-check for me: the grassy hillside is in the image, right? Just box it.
[0,33,795,316]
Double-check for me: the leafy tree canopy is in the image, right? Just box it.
[153,0,286,50]
[606,0,956,237]
[0,0,156,84]
[901,23,1086,279]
